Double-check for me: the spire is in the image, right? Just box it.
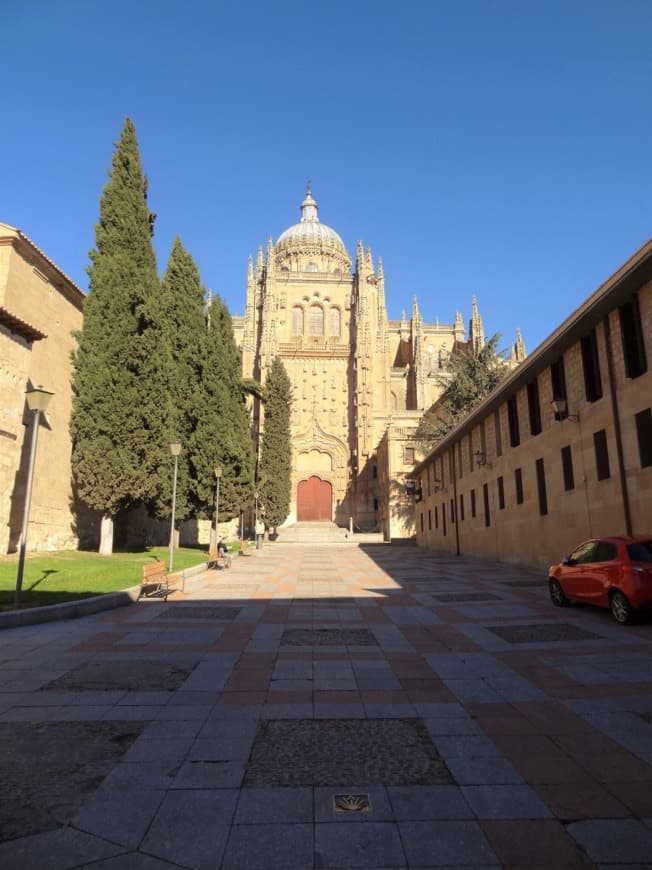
[255,245,264,281]
[247,255,254,284]
[469,295,485,353]
[265,237,275,276]
[454,310,465,340]
[514,327,526,362]
[377,257,384,281]
[300,183,319,223]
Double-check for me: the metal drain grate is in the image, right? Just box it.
[281,628,377,646]
[333,793,371,813]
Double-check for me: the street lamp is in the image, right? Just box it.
[168,442,182,572]
[15,386,54,608]
[214,466,222,547]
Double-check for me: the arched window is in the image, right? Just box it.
[306,262,318,272]
[329,307,341,338]
[309,305,323,336]
[292,306,304,336]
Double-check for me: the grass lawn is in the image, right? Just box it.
[0,547,212,610]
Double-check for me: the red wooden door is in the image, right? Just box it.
[297,477,332,521]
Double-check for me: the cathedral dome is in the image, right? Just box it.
[275,188,351,272]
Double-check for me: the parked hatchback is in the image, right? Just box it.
[548,536,652,624]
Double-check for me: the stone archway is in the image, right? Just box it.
[297,477,332,522]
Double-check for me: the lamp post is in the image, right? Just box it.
[214,466,222,547]
[168,442,182,572]
[15,386,53,608]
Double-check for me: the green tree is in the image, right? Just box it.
[190,295,255,534]
[146,238,207,522]
[416,334,509,443]
[70,118,160,555]
[258,356,292,531]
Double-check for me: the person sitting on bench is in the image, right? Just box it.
[217,538,228,559]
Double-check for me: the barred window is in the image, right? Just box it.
[292,307,304,336]
[329,307,341,338]
[309,305,324,336]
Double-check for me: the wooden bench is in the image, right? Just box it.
[240,539,253,557]
[208,545,232,569]
[141,560,169,601]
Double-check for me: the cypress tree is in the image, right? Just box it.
[70,118,160,554]
[146,238,206,522]
[190,295,255,532]
[258,356,292,531]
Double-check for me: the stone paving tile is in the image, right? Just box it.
[566,818,652,864]
[234,786,313,823]
[481,819,594,867]
[315,821,406,868]
[0,827,124,870]
[387,785,474,820]
[399,820,498,867]
[72,786,165,848]
[222,823,314,870]
[461,784,553,819]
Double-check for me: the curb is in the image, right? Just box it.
[0,584,143,630]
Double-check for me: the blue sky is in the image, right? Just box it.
[3,0,651,353]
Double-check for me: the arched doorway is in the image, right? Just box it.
[297,476,332,521]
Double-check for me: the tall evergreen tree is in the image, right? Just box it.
[190,295,255,532]
[258,356,292,531]
[415,334,509,442]
[146,238,206,522]
[70,118,160,554]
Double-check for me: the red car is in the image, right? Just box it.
[548,536,652,624]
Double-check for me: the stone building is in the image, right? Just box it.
[0,223,84,554]
[412,237,652,569]
[233,188,525,534]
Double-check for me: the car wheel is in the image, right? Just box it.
[549,578,569,607]
[610,589,634,625]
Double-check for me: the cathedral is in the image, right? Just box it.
[232,188,525,537]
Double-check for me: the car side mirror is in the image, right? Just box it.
[562,557,575,566]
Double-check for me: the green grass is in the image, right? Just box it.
[0,547,212,610]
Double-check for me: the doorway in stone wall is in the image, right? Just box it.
[297,476,332,521]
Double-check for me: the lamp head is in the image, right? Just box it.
[26,386,54,413]
[170,442,182,457]
[551,398,567,418]
[215,467,222,479]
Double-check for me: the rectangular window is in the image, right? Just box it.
[536,458,548,516]
[459,493,465,521]
[497,476,505,509]
[427,471,431,498]
[480,421,487,458]
[507,396,520,447]
[483,483,490,527]
[527,378,542,436]
[457,441,464,478]
[494,409,503,457]
[450,498,455,523]
[428,509,432,531]
[404,447,415,464]
[561,445,575,491]
[468,433,474,471]
[435,505,439,529]
[581,329,603,403]
[442,502,447,536]
[550,356,567,405]
[635,408,652,468]
[515,467,524,504]
[420,512,424,533]
[619,295,647,379]
[471,488,476,518]
[594,429,611,480]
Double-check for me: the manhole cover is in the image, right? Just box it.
[281,628,377,646]
[0,721,142,841]
[334,793,371,813]
[155,606,241,621]
[245,718,452,786]
[45,659,196,691]
[434,593,502,602]
[488,623,601,644]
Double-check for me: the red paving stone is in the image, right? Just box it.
[480,819,595,867]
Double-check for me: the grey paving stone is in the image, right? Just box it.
[140,719,204,740]
[73,787,165,848]
[172,760,245,788]
[234,786,313,823]
[199,717,259,740]
[445,756,524,785]
[567,818,652,863]
[399,820,498,866]
[443,679,504,704]
[122,737,192,765]
[314,703,366,719]
[141,789,237,868]
[81,854,182,869]
[387,785,474,820]
[461,784,553,819]
[314,785,392,821]
[0,827,123,870]
[433,735,501,759]
[188,736,253,762]
[422,716,483,736]
[315,821,406,868]
[222,822,313,869]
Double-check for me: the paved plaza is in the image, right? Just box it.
[1,542,652,868]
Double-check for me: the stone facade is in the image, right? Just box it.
[0,224,84,554]
[232,188,524,532]
[413,238,652,569]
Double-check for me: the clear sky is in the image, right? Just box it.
[3,0,651,353]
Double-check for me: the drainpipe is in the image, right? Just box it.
[603,314,632,535]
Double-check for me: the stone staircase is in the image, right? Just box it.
[276,522,355,544]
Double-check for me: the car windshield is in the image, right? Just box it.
[627,541,652,563]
